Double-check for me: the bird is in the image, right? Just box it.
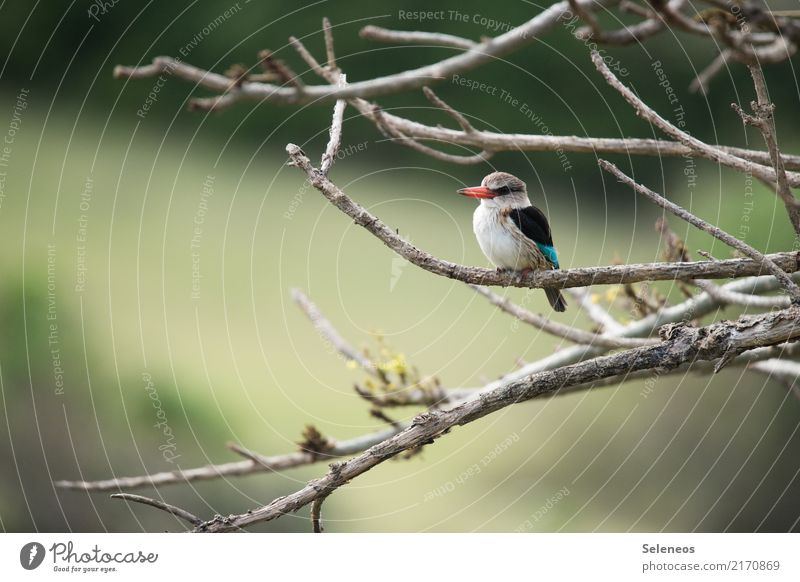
[458,171,567,312]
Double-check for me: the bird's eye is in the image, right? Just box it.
[496,186,511,195]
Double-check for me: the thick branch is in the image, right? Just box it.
[195,306,800,531]
[58,272,800,493]
[286,143,800,289]
[113,57,800,170]
[474,271,800,399]
[362,108,800,168]
[599,159,800,302]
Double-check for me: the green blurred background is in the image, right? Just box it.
[1,0,799,532]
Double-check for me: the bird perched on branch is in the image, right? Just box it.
[458,171,567,312]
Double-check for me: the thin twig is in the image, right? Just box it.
[55,426,402,491]
[227,442,280,469]
[110,493,202,527]
[291,288,377,375]
[113,56,800,170]
[566,287,626,334]
[288,35,326,78]
[591,51,800,188]
[697,250,719,261]
[187,92,241,113]
[689,50,730,95]
[749,359,800,401]
[360,25,477,50]
[598,159,800,302]
[693,278,790,308]
[322,17,337,70]
[258,50,305,92]
[422,86,476,133]
[109,2,623,107]
[372,107,493,164]
[568,0,603,39]
[311,494,330,533]
[320,74,347,176]
[471,285,657,348]
[732,63,800,235]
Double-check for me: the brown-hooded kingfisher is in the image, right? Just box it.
[458,171,567,312]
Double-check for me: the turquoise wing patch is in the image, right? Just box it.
[536,243,559,269]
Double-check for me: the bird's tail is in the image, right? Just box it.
[545,288,567,312]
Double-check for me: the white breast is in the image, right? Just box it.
[473,205,530,270]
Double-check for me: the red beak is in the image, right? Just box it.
[457,186,496,199]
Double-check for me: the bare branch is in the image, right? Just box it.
[569,0,671,46]
[258,49,304,92]
[591,51,800,188]
[360,25,477,50]
[693,278,789,309]
[118,2,579,106]
[110,493,202,527]
[289,35,327,78]
[287,143,799,290]
[291,288,377,376]
[383,341,800,404]
[194,306,800,532]
[322,17,337,71]
[226,442,280,468]
[54,426,402,492]
[87,1,800,532]
[568,0,605,40]
[187,92,242,113]
[58,272,800,494]
[619,0,653,18]
[598,159,800,302]
[311,494,330,533]
[566,287,626,334]
[697,250,719,261]
[113,57,800,171]
[689,50,730,95]
[749,359,800,400]
[731,63,800,234]
[320,74,347,176]
[422,86,476,134]
[471,284,658,348]
[476,271,800,399]
[361,107,800,168]
[372,107,493,165]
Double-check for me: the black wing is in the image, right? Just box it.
[508,205,553,246]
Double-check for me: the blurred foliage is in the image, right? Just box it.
[1,0,800,532]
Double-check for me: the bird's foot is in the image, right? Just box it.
[516,268,533,281]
